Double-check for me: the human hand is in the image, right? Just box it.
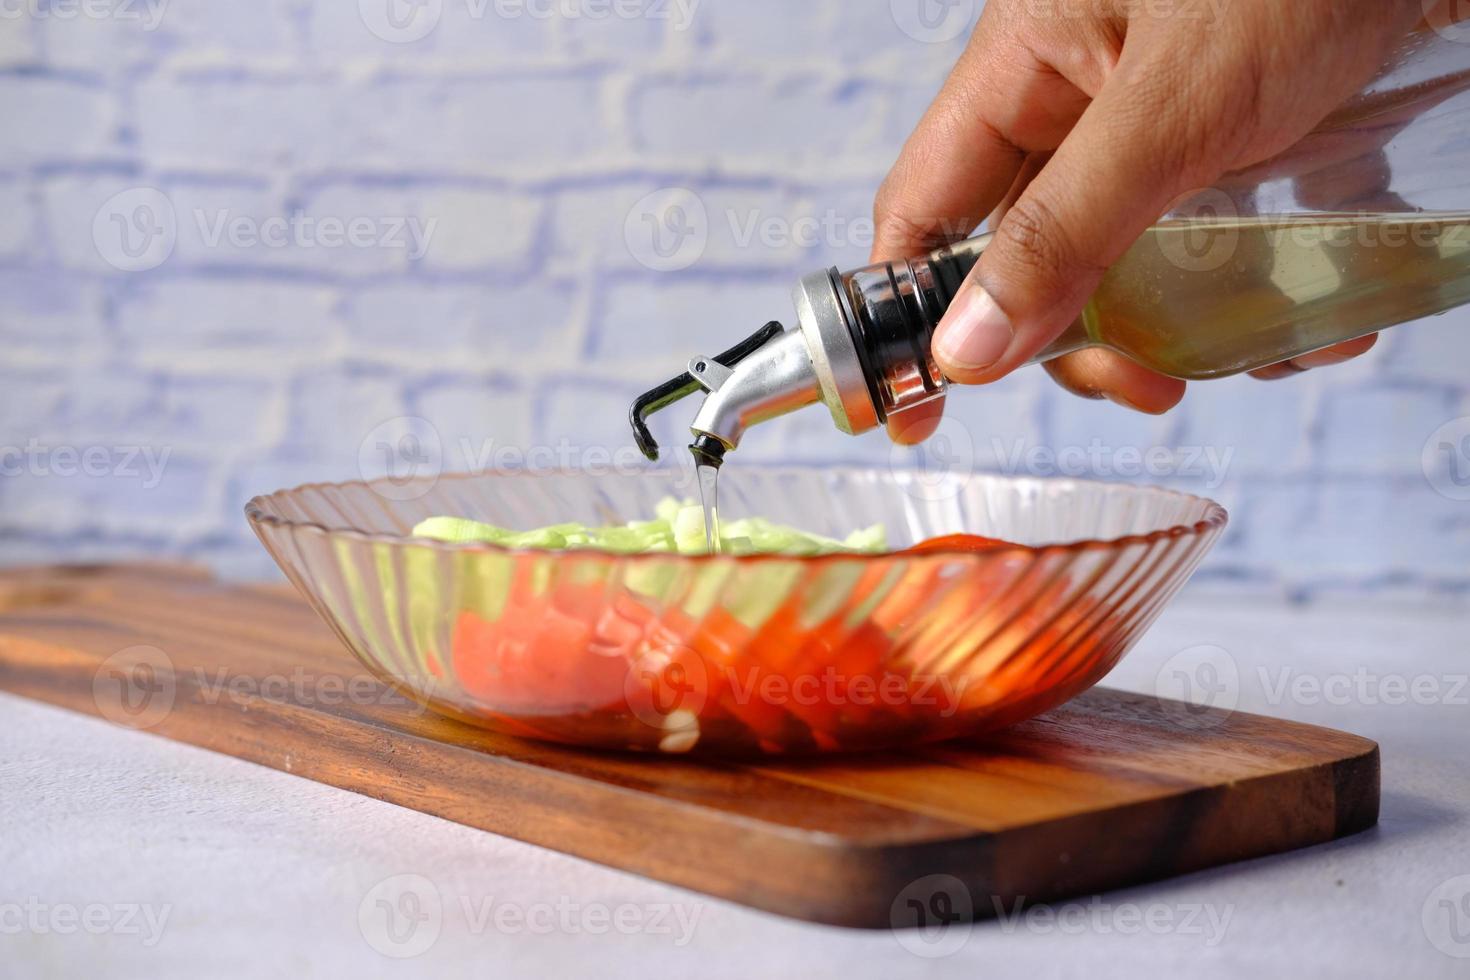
[873,0,1426,443]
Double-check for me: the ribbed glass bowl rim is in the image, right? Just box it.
[245,467,1228,564]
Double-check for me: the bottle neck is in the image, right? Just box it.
[1030,319,1092,365]
[926,235,1093,368]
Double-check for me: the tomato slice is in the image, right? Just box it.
[451,585,631,715]
[902,533,1012,554]
[444,529,1025,746]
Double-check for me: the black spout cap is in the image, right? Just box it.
[688,435,726,469]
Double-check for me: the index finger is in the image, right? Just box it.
[869,14,1093,263]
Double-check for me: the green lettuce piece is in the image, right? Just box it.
[408,499,887,625]
[410,498,887,561]
[721,561,806,629]
[842,524,888,552]
[411,516,513,545]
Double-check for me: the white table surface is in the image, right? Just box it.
[2,594,1467,979]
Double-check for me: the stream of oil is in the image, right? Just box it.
[696,462,720,554]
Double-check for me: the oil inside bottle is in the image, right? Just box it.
[1069,211,1470,378]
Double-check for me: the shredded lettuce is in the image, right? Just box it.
[411,498,886,557]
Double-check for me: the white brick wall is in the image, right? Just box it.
[1,0,1467,596]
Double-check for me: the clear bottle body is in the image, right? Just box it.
[829,24,1470,409]
[933,212,1470,380]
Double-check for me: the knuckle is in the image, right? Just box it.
[1112,58,1247,191]
[873,203,932,256]
[870,177,908,233]
[873,184,952,256]
[1043,356,1106,400]
[991,194,1104,295]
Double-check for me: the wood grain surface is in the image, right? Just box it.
[0,563,1379,928]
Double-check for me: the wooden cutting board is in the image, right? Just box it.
[0,563,1378,928]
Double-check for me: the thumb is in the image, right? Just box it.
[931,60,1230,385]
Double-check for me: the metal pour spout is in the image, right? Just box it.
[630,254,958,461]
[629,322,820,461]
[687,330,820,453]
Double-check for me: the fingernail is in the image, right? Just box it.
[1288,350,1350,371]
[1104,389,1148,412]
[933,284,1014,373]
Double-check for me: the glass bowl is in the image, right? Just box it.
[245,467,1226,756]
